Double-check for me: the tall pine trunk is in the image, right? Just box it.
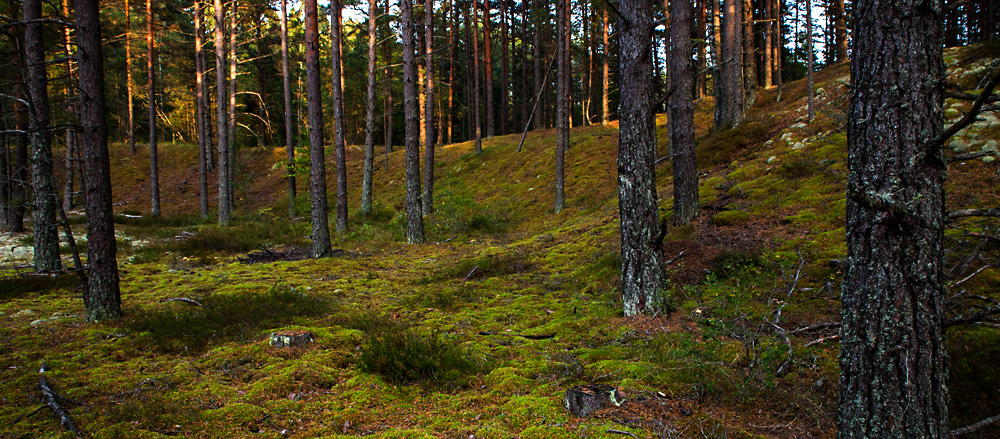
[76,0,122,321]
[601,8,610,126]
[126,0,136,154]
[147,0,160,217]
[805,0,814,122]
[61,0,76,213]
[671,0,698,225]
[483,0,494,137]
[554,0,568,213]
[423,0,436,214]
[618,0,664,316]
[400,0,426,243]
[472,2,483,152]
[228,6,237,212]
[715,0,744,129]
[24,0,61,272]
[214,0,231,225]
[383,2,395,156]
[304,0,332,256]
[281,0,296,217]
[195,0,210,218]
[331,0,348,232]
[362,0,378,216]
[500,0,510,134]
[840,0,948,435]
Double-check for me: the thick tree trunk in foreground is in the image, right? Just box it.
[839,0,948,436]
[214,0,231,225]
[76,0,122,321]
[147,0,160,216]
[331,0,348,233]
[281,0,296,217]
[618,0,664,316]
[400,0,425,244]
[195,0,210,218]
[305,0,332,256]
[554,0,568,213]
[670,0,697,225]
[423,0,435,215]
[24,0,61,272]
[361,0,378,216]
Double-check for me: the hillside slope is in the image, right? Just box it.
[1,45,999,438]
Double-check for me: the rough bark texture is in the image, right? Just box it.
[401,0,426,244]
[832,0,848,63]
[618,0,665,316]
[740,0,756,110]
[305,0,332,257]
[839,0,948,436]
[715,0,743,129]
[147,0,160,217]
[60,0,75,213]
[361,0,378,216]
[195,0,209,219]
[214,0,231,225]
[762,0,773,88]
[670,0,698,225]
[601,9,609,126]
[554,0,568,213]
[24,0,61,272]
[423,0,436,215]
[227,7,237,212]
[76,0,122,322]
[330,0,348,233]
[281,0,296,218]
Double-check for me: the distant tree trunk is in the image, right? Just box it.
[228,5,238,212]
[195,0,210,218]
[423,0,436,215]
[694,0,707,98]
[0,133,8,231]
[840,0,948,434]
[805,0,814,122]
[715,0,743,129]
[533,0,544,130]
[519,0,529,129]
[483,0,494,137]
[448,0,456,144]
[762,0,773,88]
[126,0,136,154]
[601,8,610,126]
[500,0,510,135]
[583,1,592,125]
[554,0,568,213]
[76,0,122,322]
[618,0,665,316]
[304,0,332,256]
[472,2,483,152]
[400,0,426,244]
[711,0,722,85]
[147,0,160,217]
[741,0,756,110]
[383,1,395,155]
[331,0,348,233]
[832,0,847,62]
[11,70,28,232]
[771,0,781,88]
[671,0,698,225]
[465,2,475,140]
[281,0,295,218]
[214,0,231,225]
[23,0,61,272]
[361,0,378,216]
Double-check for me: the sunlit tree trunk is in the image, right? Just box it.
[362,0,378,216]
[423,0,436,214]
[61,0,76,213]
[77,0,122,321]
[715,0,743,129]
[228,5,237,212]
[483,0,494,137]
[214,0,231,225]
[554,0,568,213]
[500,0,510,134]
[195,0,210,218]
[400,0,426,243]
[601,8,610,126]
[126,0,136,154]
[383,1,395,156]
[472,1,483,152]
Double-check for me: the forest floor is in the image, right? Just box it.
[2,44,1000,439]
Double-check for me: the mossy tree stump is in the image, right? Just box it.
[564,384,623,417]
[269,330,314,348]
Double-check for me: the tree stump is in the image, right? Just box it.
[564,384,623,417]
[269,330,314,348]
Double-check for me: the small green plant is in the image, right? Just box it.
[127,284,329,352]
[360,329,486,388]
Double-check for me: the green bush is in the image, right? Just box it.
[360,329,485,388]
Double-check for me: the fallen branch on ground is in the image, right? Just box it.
[478,331,555,340]
[160,297,204,307]
[952,413,1000,436]
[804,335,841,347]
[790,322,842,335]
[607,429,640,439]
[37,371,82,437]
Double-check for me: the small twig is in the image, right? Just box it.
[435,236,456,244]
[952,265,991,288]
[949,150,997,162]
[944,305,1000,328]
[478,331,555,340]
[925,68,1000,159]
[947,208,1000,222]
[952,413,1000,436]
[790,322,841,335]
[804,335,841,347]
[607,429,640,439]
[37,374,82,436]
[160,297,204,307]
[8,405,46,426]
[665,250,687,266]
[462,266,479,285]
